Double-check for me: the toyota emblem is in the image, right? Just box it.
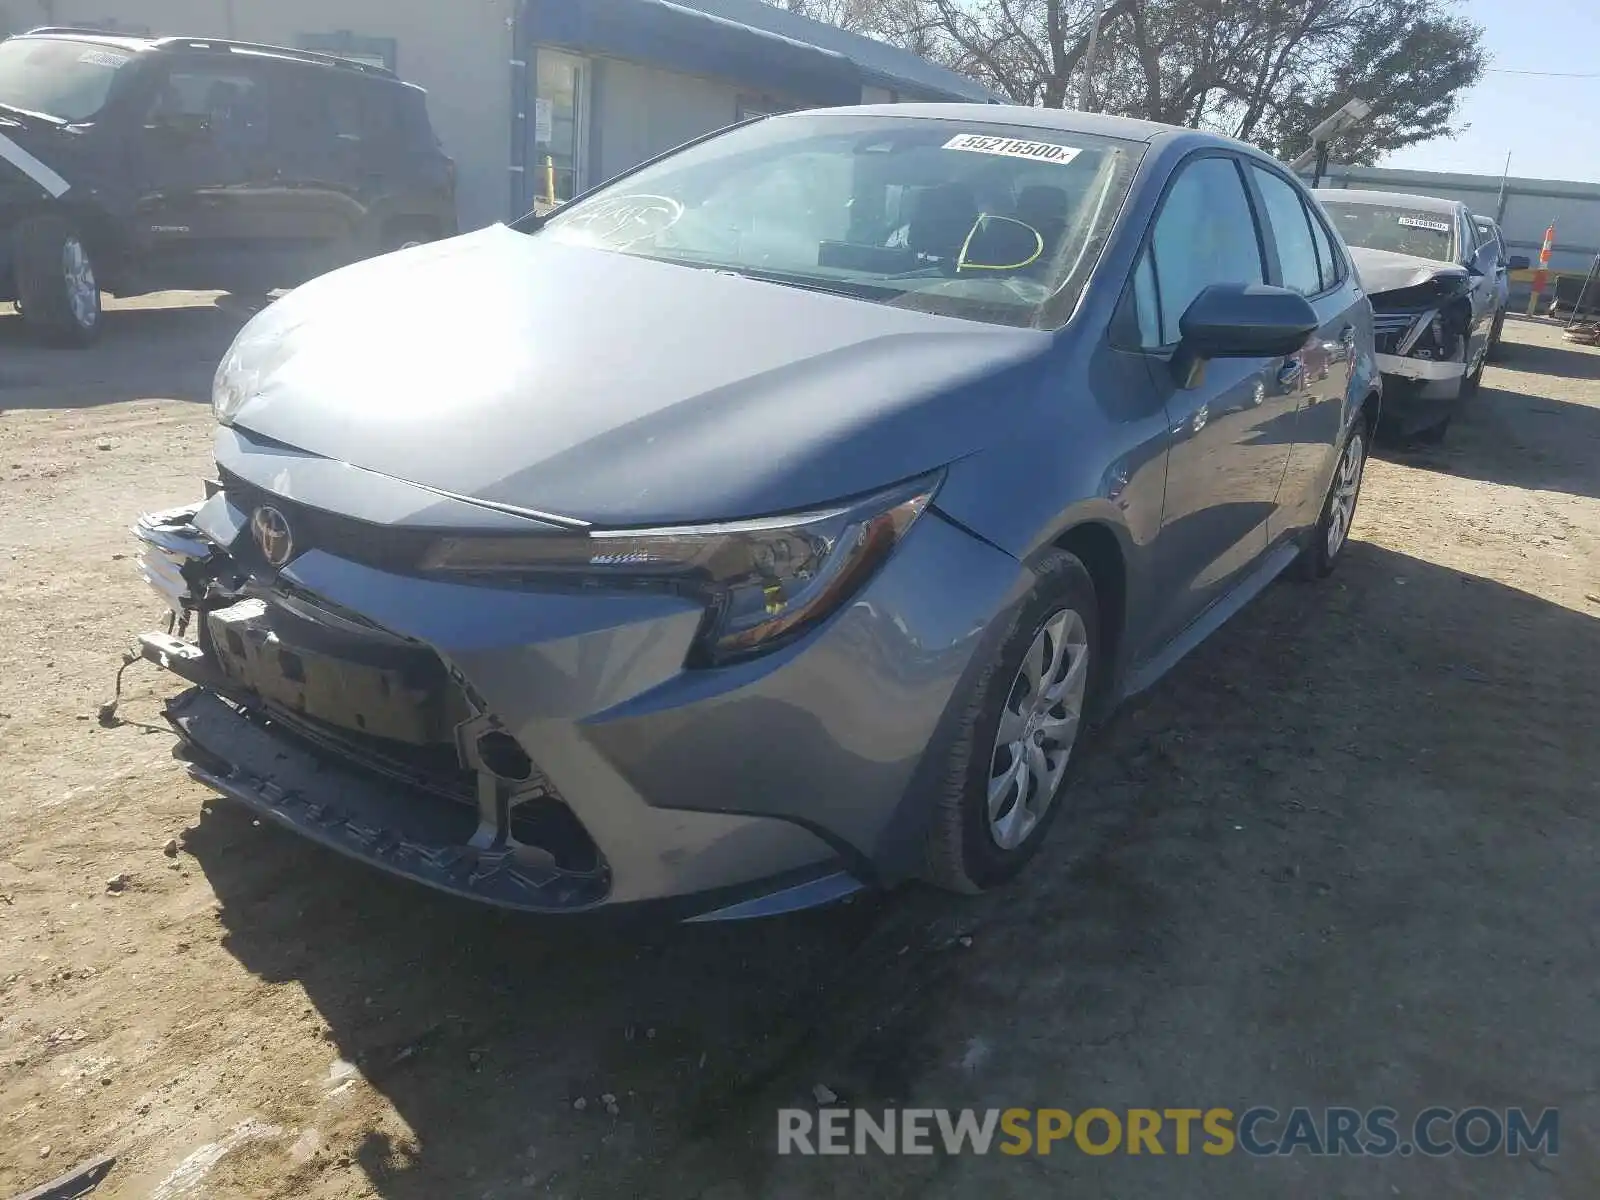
[250,505,294,568]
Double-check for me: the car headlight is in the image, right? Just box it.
[212,321,297,425]
[211,348,259,426]
[420,474,941,664]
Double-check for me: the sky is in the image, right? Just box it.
[1385,0,1600,182]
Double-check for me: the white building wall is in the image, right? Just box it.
[1317,163,1600,275]
[14,0,514,230]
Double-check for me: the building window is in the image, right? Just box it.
[297,31,398,73]
[534,48,589,205]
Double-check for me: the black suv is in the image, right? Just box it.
[0,29,457,345]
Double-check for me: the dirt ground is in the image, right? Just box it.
[2,300,1598,1199]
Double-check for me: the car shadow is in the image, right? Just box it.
[0,299,244,409]
[1486,326,1600,379]
[1374,373,1600,503]
[177,535,1600,1199]
[178,792,962,1196]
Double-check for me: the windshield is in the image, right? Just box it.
[1320,200,1457,263]
[539,114,1144,329]
[0,37,134,122]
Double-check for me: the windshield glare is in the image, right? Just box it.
[0,37,133,122]
[541,115,1143,329]
[1321,201,1457,263]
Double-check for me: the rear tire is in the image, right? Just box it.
[13,214,102,348]
[1294,420,1368,580]
[924,550,1100,893]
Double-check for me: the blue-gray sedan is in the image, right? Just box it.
[133,106,1380,920]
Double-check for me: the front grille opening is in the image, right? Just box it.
[206,568,606,876]
[259,701,477,803]
[509,796,601,873]
[478,730,534,781]
[255,704,602,874]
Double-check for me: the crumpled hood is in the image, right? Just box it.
[1350,245,1468,297]
[225,225,1051,525]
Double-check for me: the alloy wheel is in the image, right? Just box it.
[1326,430,1365,558]
[986,608,1090,851]
[62,237,98,329]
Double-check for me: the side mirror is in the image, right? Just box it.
[1172,284,1319,385]
[1507,254,1531,271]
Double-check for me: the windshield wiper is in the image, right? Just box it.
[0,101,66,127]
[613,248,906,300]
[710,266,906,301]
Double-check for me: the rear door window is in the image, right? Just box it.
[1250,165,1321,296]
[1308,207,1342,292]
[146,61,270,146]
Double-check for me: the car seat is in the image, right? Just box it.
[908,183,979,266]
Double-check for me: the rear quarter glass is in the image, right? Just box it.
[394,89,440,150]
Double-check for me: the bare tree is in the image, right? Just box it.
[771,0,900,34]
[768,0,1486,163]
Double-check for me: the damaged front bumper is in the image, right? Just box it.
[1373,353,1467,384]
[131,466,1026,919]
[1369,300,1475,432]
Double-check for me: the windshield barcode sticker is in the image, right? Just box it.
[78,50,131,68]
[1397,217,1451,232]
[943,134,1081,165]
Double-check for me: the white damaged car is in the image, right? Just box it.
[1315,189,1498,443]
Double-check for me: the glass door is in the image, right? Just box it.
[534,49,589,206]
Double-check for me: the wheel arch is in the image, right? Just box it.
[1356,384,1381,440]
[5,197,130,293]
[1048,519,1129,716]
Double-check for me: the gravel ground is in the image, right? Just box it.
[1,300,1597,1199]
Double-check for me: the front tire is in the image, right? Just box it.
[924,550,1100,893]
[1463,336,1486,397]
[13,214,102,348]
[1487,309,1506,360]
[1408,334,1478,447]
[1295,421,1368,579]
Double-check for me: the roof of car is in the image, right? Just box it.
[15,31,153,52]
[1312,188,1463,214]
[14,29,407,84]
[791,103,1255,148]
